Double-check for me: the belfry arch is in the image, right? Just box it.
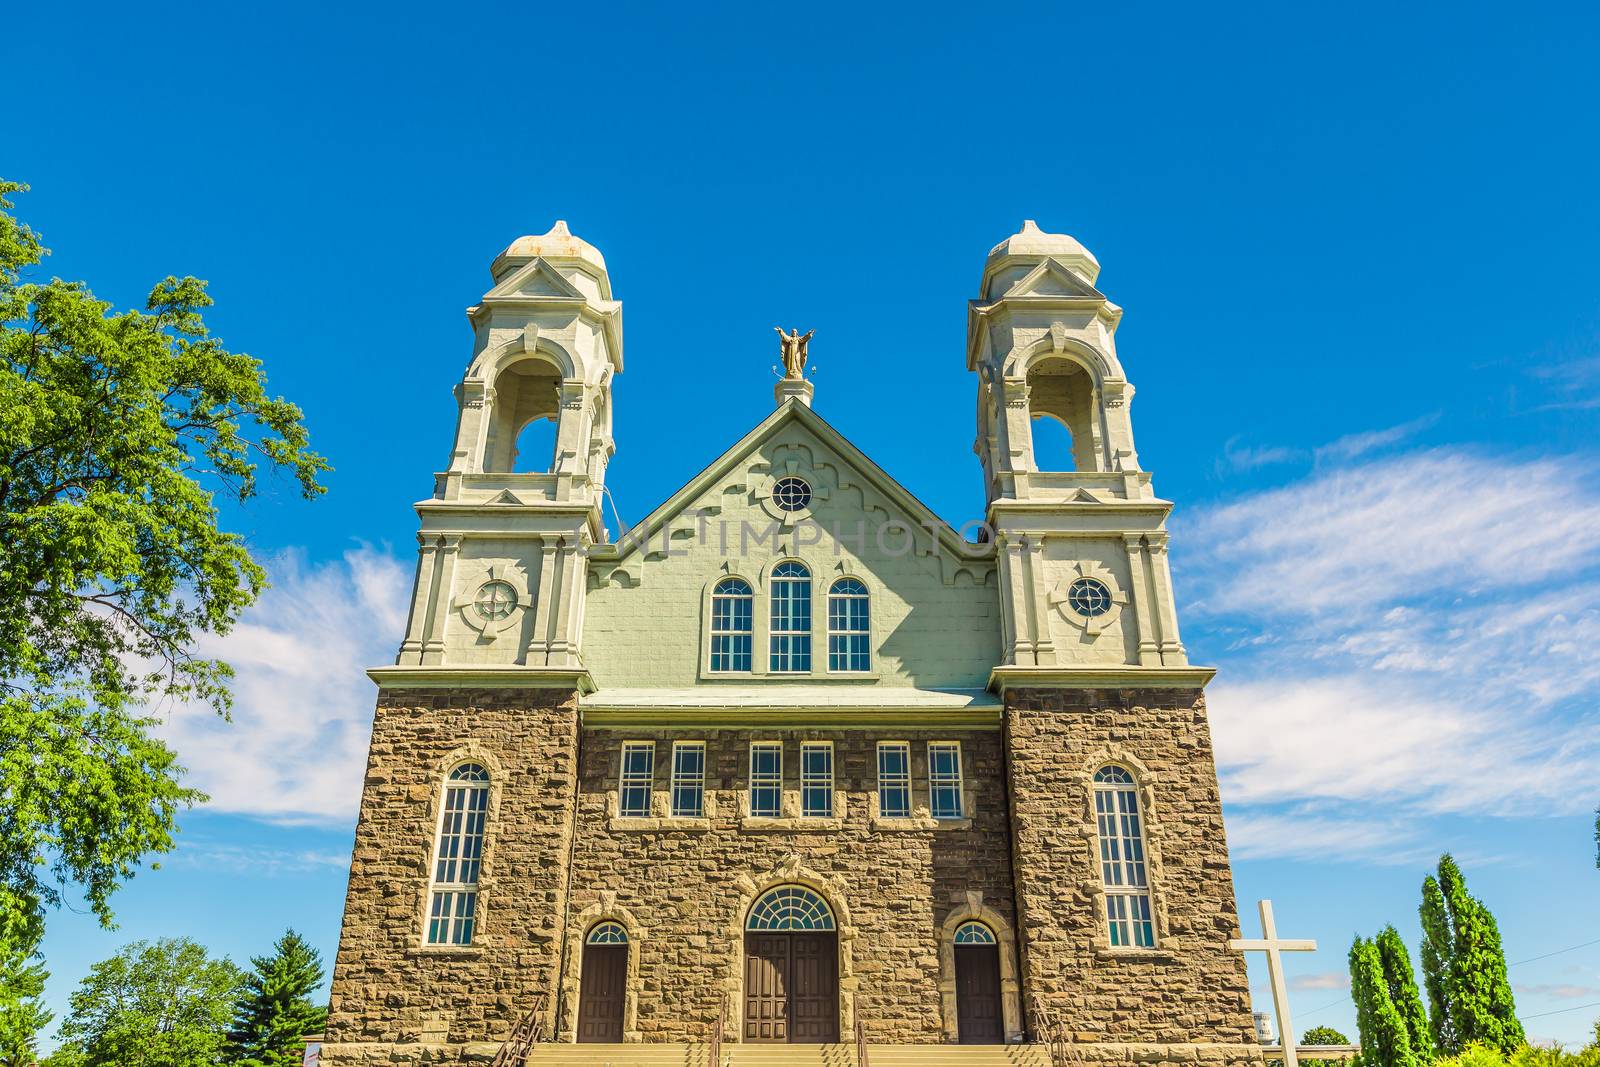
[1025,353,1100,472]
[483,353,563,473]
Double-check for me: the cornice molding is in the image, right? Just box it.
[988,665,1216,693]
[368,666,596,694]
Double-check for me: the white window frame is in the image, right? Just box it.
[749,741,783,817]
[671,741,706,818]
[1094,765,1156,948]
[425,764,490,946]
[826,577,871,673]
[768,561,813,673]
[800,741,834,818]
[709,577,754,673]
[619,741,655,818]
[876,741,912,818]
[928,741,964,820]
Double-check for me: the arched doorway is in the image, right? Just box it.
[743,886,839,1043]
[576,922,628,1042]
[953,921,1003,1044]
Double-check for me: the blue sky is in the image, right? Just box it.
[12,0,1600,1050]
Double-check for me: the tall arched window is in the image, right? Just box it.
[1093,765,1155,948]
[827,578,870,672]
[710,577,754,672]
[426,763,490,946]
[769,562,812,673]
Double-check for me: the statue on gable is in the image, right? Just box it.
[775,327,814,380]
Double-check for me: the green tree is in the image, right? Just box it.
[1353,934,1420,1067]
[226,929,328,1066]
[1301,1025,1353,1067]
[1377,925,1436,1062]
[51,938,245,1067]
[0,942,50,1067]
[1420,856,1525,1056]
[0,179,327,949]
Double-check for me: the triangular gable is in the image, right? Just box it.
[1004,257,1106,301]
[598,401,991,567]
[485,257,586,300]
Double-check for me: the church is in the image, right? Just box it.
[322,220,1261,1066]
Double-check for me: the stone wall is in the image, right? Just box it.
[322,687,581,1066]
[561,726,1018,1044]
[1004,687,1257,1047]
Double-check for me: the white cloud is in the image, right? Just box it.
[1291,972,1352,992]
[1313,414,1438,464]
[1215,436,1305,476]
[167,842,350,876]
[156,545,408,824]
[1515,983,1600,1001]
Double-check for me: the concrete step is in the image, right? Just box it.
[522,1043,1050,1067]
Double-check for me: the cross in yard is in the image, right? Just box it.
[1230,899,1318,1067]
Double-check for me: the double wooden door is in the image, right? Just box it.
[744,932,839,1043]
[577,943,627,1042]
[954,943,1003,1044]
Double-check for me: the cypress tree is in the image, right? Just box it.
[1376,925,1435,1063]
[1421,856,1525,1057]
[225,930,328,1067]
[1420,875,1456,1054]
[1351,935,1418,1067]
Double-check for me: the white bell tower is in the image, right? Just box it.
[970,221,1190,675]
[393,222,621,673]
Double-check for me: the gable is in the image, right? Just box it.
[1004,257,1106,300]
[581,404,1001,690]
[485,256,587,300]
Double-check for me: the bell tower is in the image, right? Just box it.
[393,221,621,672]
[969,221,1188,673]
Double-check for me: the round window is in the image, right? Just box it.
[1066,576,1113,618]
[475,580,518,621]
[772,476,812,512]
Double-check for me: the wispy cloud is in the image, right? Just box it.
[1292,972,1352,992]
[167,841,350,876]
[1515,983,1600,1001]
[1183,445,1600,860]
[156,545,408,824]
[1313,414,1438,464]
[1215,436,1305,476]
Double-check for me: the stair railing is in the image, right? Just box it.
[710,1000,726,1067]
[1030,993,1070,1067]
[489,991,548,1067]
[854,1008,870,1067]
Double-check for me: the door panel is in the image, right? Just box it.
[788,934,839,1043]
[577,944,627,1043]
[744,934,789,1043]
[955,943,1004,1044]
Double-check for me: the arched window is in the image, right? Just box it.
[426,763,490,945]
[953,921,997,945]
[769,562,812,673]
[1093,765,1155,948]
[827,578,870,672]
[1026,356,1098,471]
[710,577,754,672]
[747,885,835,931]
[513,415,558,473]
[586,921,629,945]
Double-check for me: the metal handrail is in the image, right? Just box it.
[710,1000,726,1067]
[855,1009,870,1067]
[489,992,548,1067]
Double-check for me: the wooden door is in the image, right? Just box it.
[577,943,627,1042]
[788,934,839,1043]
[955,943,1003,1044]
[744,933,790,1042]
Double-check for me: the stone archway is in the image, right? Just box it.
[743,886,839,1043]
[559,896,644,1043]
[938,893,1024,1044]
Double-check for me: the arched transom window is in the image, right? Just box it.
[710,577,754,672]
[769,562,812,673]
[953,921,997,945]
[827,577,870,672]
[746,886,836,931]
[426,763,490,946]
[1093,765,1155,948]
[586,921,629,945]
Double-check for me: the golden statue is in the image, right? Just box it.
[775,327,814,380]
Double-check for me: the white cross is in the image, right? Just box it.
[1230,899,1318,1067]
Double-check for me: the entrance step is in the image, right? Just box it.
[522,1044,1050,1067]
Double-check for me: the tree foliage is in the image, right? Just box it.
[1377,924,1437,1063]
[0,942,50,1067]
[1353,934,1422,1067]
[0,179,327,950]
[1420,855,1526,1056]
[226,929,328,1067]
[1301,1025,1354,1067]
[49,938,245,1067]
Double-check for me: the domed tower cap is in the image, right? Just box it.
[491,220,608,280]
[984,219,1100,287]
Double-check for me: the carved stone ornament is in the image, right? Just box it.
[452,564,529,641]
[1047,559,1128,635]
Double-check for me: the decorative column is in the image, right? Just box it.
[420,535,461,665]
[1147,534,1187,665]
[1025,538,1055,665]
[1123,534,1161,667]
[397,534,439,665]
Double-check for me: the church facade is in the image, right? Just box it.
[322,221,1261,1065]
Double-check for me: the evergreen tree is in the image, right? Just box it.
[1420,855,1526,1056]
[1352,935,1419,1067]
[0,939,50,1067]
[1377,925,1436,1063]
[1421,875,1456,1053]
[226,929,328,1067]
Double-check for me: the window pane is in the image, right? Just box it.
[620,742,654,817]
[671,743,705,818]
[877,743,911,818]
[1096,767,1156,948]
[750,742,782,817]
[827,579,870,672]
[770,565,812,673]
[928,742,963,819]
[711,579,753,672]
[801,743,833,818]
